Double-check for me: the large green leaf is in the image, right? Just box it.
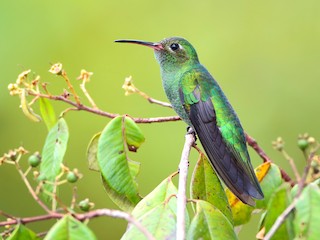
[7,224,39,240]
[44,215,96,240]
[187,200,237,240]
[190,153,232,223]
[97,116,145,211]
[294,183,320,239]
[122,176,179,240]
[40,118,69,197]
[255,162,283,209]
[39,97,57,131]
[263,183,294,240]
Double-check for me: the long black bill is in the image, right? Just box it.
[115,39,163,51]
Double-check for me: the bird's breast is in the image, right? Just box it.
[161,71,193,126]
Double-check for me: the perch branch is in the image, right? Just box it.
[176,132,195,240]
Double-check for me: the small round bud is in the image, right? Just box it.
[298,138,309,151]
[49,63,63,75]
[67,171,78,183]
[78,198,94,212]
[308,137,316,144]
[28,153,41,167]
[272,137,284,151]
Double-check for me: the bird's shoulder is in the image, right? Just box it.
[179,65,214,104]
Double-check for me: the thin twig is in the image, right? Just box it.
[0,212,63,226]
[245,133,294,186]
[146,97,172,108]
[296,145,319,196]
[61,70,81,105]
[77,209,155,240]
[27,91,180,123]
[79,76,98,109]
[281,149,301,181]
[245,134,271,162]
[14,161,51,214]
[122,76,172,108]
[0,211,16,220]
[70,187,77,210]
[0,209,155,240]
[135,87,172,108]
[263,199,297,240]
[176,132,195,240]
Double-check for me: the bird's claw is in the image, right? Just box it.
[186,126,197,142]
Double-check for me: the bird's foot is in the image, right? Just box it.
[186,126,197,143]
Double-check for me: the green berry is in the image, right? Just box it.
[79,199,90,212]
[28,154,41,167]
[67,171,78,183]
[298,139,309,151]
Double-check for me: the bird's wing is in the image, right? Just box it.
[179,68,263,205]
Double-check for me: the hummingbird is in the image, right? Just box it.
[115,37,264,206]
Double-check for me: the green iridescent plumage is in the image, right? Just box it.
[115,37,264,205]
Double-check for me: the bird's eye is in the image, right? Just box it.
[170,43,180,51]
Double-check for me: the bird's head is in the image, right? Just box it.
[115,37,199,71]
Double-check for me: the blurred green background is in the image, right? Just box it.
[1,0,319,239]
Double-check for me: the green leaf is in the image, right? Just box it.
[87,132,101,172]
[123,204,176,240]
[294,183,320,239]
[190,153,232,223]
[7,224,39,240]
[44,215,96,240]
[187,200,237,240]
[39,97,57,131]
[263,183,294,240]
[255,162,283,209]
[122,176,179,240]
[97,116,145,211]
[130,176,178,219]
[40,118,69,197]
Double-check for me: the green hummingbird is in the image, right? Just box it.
[115,37,264,206]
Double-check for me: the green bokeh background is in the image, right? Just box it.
[1,1,319,239]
